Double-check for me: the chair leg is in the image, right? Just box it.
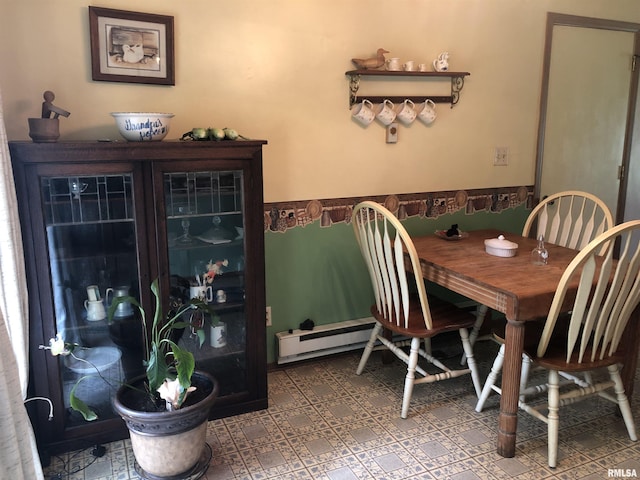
[608,364,638,442]
[401,336,420,419]
[356,323,382,375]
[547,370,560,468]
[424,337,432,356]
[461,304,488,365]
[459,328,481,397]
[475,343,505,412]
[519,354,532,403]
[475,343,540,411]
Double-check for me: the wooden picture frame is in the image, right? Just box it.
[89,6,175,85]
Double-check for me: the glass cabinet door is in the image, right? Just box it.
[42,174,144,426]
[163,170,247,398]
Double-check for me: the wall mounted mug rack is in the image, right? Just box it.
[345,70,470,109]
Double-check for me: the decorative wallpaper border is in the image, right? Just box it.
[265,186,533,232]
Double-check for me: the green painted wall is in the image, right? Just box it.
[263,205,529,363]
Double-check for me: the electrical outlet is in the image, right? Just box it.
[386,123,398,143]
[493,146,509,166]
[266,306,272,327]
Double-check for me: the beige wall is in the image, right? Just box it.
[1,0,638,202]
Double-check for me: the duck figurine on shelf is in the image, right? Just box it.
[351,48,389,70]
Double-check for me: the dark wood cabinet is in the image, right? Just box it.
[10,140,268,455]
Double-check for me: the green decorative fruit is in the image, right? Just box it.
[191,128,207,139]
[223,128,239,140]
[209,128,225,141]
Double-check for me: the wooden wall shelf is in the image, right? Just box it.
[345,70,470,108]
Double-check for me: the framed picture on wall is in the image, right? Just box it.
[89,7,175,85]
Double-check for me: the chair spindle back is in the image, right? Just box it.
[523,191,614,255]
[353,201,431,330]
[538,220,640,363]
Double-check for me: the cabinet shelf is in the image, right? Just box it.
[169,238,243,249]
[166,211,241,220]
[345,69,470,108]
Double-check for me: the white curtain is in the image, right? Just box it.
[0,88,44,479]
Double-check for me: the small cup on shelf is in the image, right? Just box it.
[385,57,401,71]
[402,61,416,71]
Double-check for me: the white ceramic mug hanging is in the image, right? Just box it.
[375,99,397,126]
[351,99,375,126]
[417,99,437,125]
[396,99,417,125]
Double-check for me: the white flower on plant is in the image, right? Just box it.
[40,333,72,356]
[157,378,197,411]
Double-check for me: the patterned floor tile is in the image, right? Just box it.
[41,342,640,480]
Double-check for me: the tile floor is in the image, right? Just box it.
[43,337,640,479]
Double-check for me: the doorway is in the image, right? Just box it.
[535,13,640,223]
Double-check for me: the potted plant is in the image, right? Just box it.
[42,278,220,479]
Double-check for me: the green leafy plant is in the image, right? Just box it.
[42,278,218,421]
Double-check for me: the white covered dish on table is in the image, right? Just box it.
[484,235,518,257]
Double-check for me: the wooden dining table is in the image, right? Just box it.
[409,228,640,458]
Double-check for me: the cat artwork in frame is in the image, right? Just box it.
[89,6,175,85]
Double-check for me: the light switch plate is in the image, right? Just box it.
[386,123,398,143]
[493,146,509,166]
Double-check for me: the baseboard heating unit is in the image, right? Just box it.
[276,318,376,364]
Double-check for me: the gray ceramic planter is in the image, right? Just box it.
[113,371,218,479]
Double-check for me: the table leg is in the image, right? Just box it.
[620,306,640,400]
[497,318,525,458]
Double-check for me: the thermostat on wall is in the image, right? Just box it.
[386,122,398,143]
